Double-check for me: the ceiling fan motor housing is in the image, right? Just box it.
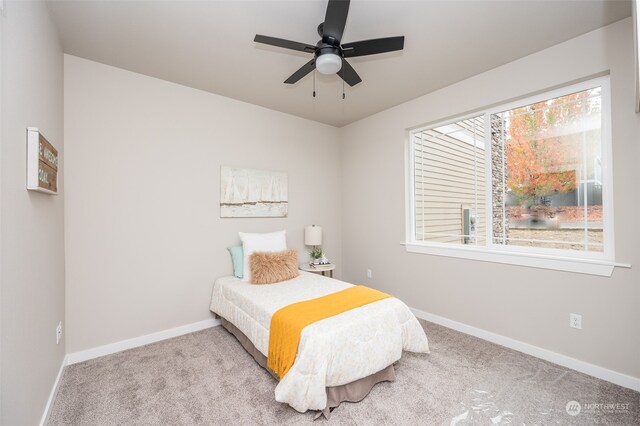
[315,44,341,59]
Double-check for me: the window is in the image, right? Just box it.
[407,77,614,275]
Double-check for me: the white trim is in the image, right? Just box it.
[483,77,608,116]
[600,77,616,263]
[404,129,413,244]
[39,355,68,426]
[403,242,631,276]
[67,318,221,365]
[411,307,640,392]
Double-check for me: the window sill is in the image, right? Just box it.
[402,243,628,277]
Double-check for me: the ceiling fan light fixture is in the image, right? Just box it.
[316,53,342,75]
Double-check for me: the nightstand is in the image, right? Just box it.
[299,263,335,278]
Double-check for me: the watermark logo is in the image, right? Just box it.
[566,400,632,416]
[566,401,581,416]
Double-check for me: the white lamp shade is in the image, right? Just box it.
[304,225,322,245]
[316,53,342,75]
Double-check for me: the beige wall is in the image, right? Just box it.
[64,55,342,353]
[0,7,3,422]
[1,1,65,424]
[340,17,640,379]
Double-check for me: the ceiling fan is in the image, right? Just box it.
[254,0,405,87]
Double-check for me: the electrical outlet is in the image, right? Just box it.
[366,269,372,278]
[56,321,62,344]
[569,313,582,329]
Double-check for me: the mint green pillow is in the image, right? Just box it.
[227,245,244,279]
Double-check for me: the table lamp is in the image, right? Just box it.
[304,225,323,264]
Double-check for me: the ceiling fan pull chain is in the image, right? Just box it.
[342,69,345,100]
[313,70,316,98]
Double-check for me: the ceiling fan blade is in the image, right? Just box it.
[284,59,316,84]
[342,36,405,58]
[322,0,350,44]
[254,35,315,53]
[338,58,361,87]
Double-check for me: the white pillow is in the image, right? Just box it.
[239,230,287,282]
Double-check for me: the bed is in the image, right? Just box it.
[209,271,429,415]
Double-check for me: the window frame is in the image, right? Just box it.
[405,76,616,276]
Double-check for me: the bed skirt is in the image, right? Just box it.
[219,317,396,419]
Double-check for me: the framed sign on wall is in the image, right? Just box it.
[27,127,58,194]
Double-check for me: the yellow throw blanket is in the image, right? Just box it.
[267,285,392,380]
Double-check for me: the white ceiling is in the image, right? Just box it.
[47,0,631,127]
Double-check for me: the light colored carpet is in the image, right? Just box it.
[48,320,639,425]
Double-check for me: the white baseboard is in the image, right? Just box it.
[67,318,221,365]
[411,307,640,392]
[39,354,68,426]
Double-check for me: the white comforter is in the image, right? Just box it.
[209,271,429,412]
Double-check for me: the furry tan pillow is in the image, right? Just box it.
[249,249,299,285]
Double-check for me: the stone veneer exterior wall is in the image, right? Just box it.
[491,114,509,244]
